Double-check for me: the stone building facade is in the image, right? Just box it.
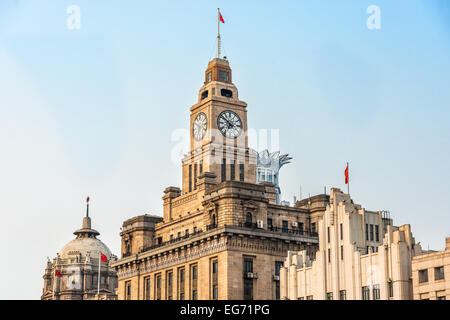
[110,57,325,300]
[412,237,450,300]
[280,188,421,300]
[41,212,118,300]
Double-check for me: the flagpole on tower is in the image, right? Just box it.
[97,251,101,296]
[217,8,221,58]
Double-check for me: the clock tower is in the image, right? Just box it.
[181,57,257,193]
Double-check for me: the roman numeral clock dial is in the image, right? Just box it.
[217,110,242,139]
[193,112,207,141]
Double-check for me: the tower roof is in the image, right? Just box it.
[204,58,232,85]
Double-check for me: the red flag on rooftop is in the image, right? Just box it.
[100,252,108,262]
[345,163,349,185]
[219,10,225,23]
[55,269,62,277]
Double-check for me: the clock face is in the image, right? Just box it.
[217,110,242,139]
[193,112,207,141]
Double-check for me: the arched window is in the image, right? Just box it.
[212,214,216,226]
[245,212,252,227]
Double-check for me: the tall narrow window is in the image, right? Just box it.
[245,212,252,227]
[282,220,288,233]
[388,281,393,298]
[221,158,226,182]
[194,163,197,190]
[373,284,380,300]
[267,218,273,231]
[211,259,218,300]
[239,163,244,181]
[365,224,369,241]
[199,160,203,174]
[178,268,185,300]
[311,223,316,233]
[340,223,343,240]
[339,290,346,300]
[327,227,330,243]
[370,224,374,241]
[125,281,131,300]
[155,274,161,300]
[243,258,254,300]
[362,286,370,300]
[191,264,198,300]
[230,160,235,181]
[275,261,283,300]
[144,276,151,300]
[328,248,331,263]
[166,271,173,300]
[375,225,379,242]
[188,165,192,192]
[340,245,344,260]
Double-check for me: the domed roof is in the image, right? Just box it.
[58,214,112,260]
[59,236,112,260]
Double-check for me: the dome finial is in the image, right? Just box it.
[86,196,90,217]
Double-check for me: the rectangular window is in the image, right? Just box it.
[326,292,333,300]
[328,248,331,263]
[298,222,304,233]
[327,227,330,243]
[244,279,253,300]
[388,281,393,298]
[306,295,313,300]
[221,159,226,182]
[340,245,344,260]
[282,220,288,233]
[199,160,203,174]
[144,276,151,300]
[365,223,369,241]
[166,271,173,300]
[370,224,374,241]
[339,290,346,300]
[375,225,379,242]
[340,223,343,240]
[435,266,445,280]
[244,259,253,273]
[362,286,370,300]
[275,281,280,300]
[219,71,229,81]
[191,264,198,300]
[311,222,316,233]
[207,72,212,82]
[178,268,185,300]
[239,163,244,181]
[419,269,429,283]
[155,274,161,300]
[194,163,197,190]
[211,259,218,300]
[125,281,131,300]
[230,160,235,181]
[373,284,380,300]
[267,218,273,230]
[188,165,192,192]
[275,261,283,276]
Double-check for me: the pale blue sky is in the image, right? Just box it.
[0,0,449,299]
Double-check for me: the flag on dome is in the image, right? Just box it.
[100,252,108,262]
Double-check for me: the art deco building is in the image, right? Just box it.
[41,204,118,300]
[280,188,422,300]
[111,56,325,300]
[412,237,450,300]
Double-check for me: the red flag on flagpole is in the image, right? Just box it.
[219,11,225,23]
[55,269,63,277]
[345,163,349,184]
[100,253,108,262]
